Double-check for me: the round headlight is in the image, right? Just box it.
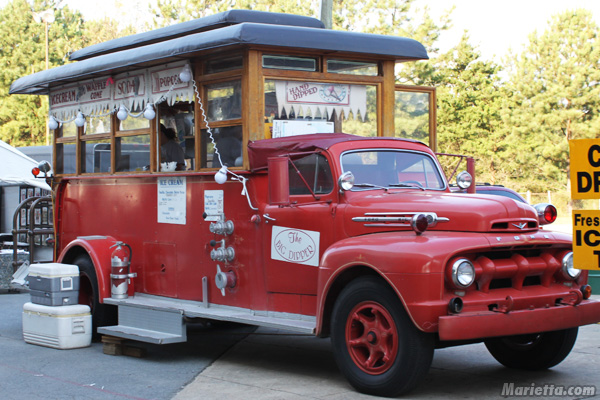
[561,252,581,280]
[456,171,473,189]
[452,259,475,288]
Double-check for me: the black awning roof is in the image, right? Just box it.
[69,10,325,61]
[10,22,428,95]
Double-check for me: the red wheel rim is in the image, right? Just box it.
[345,301,398,374]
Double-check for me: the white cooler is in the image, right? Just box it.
[22,302,92,349]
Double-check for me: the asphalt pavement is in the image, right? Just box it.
[2,290,599,400]
[0,291,252,400]
[174,322,600,400]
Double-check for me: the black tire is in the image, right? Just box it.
[484,327,578,370]
[331,276,434,397]
[74,254,117,334]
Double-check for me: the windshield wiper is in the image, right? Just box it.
[353,183,389,191]
[389,182,425,191]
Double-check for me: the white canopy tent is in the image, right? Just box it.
[0,140,51,191]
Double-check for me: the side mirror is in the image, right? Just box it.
[268,157,290,206]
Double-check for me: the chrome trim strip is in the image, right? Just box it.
[353,212,450,227]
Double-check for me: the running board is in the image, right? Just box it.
[99,293,316,344]
[98,304,186,344]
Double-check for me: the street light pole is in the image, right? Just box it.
[45,20,49,70]
[320,0,332,29]
[33,9,55,146]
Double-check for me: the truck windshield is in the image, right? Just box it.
[341,150,445,191]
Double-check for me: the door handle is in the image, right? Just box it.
[263,214,276,222]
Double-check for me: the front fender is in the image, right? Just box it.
[316,231,490,335]
[58,235,118,303]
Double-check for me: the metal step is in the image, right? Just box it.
[98,325,184,345]
[98,303,186,344]
[101,293,316,344]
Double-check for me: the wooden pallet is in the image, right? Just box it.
[101,335,146,358]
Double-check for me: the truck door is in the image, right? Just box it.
[262,152,337,296]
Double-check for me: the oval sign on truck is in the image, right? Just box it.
[271,226,320,267]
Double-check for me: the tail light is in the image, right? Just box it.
[534,203,557,225]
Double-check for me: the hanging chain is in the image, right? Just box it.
[191,79,257,210]
[192,79,224,168]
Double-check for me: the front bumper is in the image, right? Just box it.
[438,299,600,341]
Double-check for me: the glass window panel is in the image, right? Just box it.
[263,55,317,71]
[206,80,241,122]
[341,150,445,190]
[205,55,243,74]
[327,59,378,76]
[395,91,430,145]
[264,80,278,121]
[200,126,242,169]
[289,153,333,195]
[59,121,77,138]
[119,105,150,131]
[160,102,195,171]
[265,80,376,137]
[55,142,76,174]
[84,112,111,135]
[81,139,112,173]
[115,135,150,172]
[337,85,377,137]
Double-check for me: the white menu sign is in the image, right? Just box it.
[157,177,187,225]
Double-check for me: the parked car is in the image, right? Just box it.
[452,183,528,203]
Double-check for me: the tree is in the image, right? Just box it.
[0,0,85,146]
[504,9,600,192]
[82,18,137,47]
[434,33,508,184]
[0,0,138,146]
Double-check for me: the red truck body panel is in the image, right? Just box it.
[52,134,600,341]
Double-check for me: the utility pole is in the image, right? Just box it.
[33,9,55,146]
[320,0,332,29]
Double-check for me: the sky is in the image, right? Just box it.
[11,0,600,62]
[421,0,600,61]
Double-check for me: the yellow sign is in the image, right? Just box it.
[573,210,600,271]
[570,138,600,200]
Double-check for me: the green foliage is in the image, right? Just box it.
[82,18,137,46]
[434,34,509,185]
[503,9,600,192]
[0,0,82,146]
[2,0,600,206]
[394,90,431,144]
[0,0,138,146]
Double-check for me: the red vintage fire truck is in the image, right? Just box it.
[10,10,600,397]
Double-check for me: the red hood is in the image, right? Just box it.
[343,190,538,236]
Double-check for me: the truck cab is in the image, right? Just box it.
[10,10,600,397]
